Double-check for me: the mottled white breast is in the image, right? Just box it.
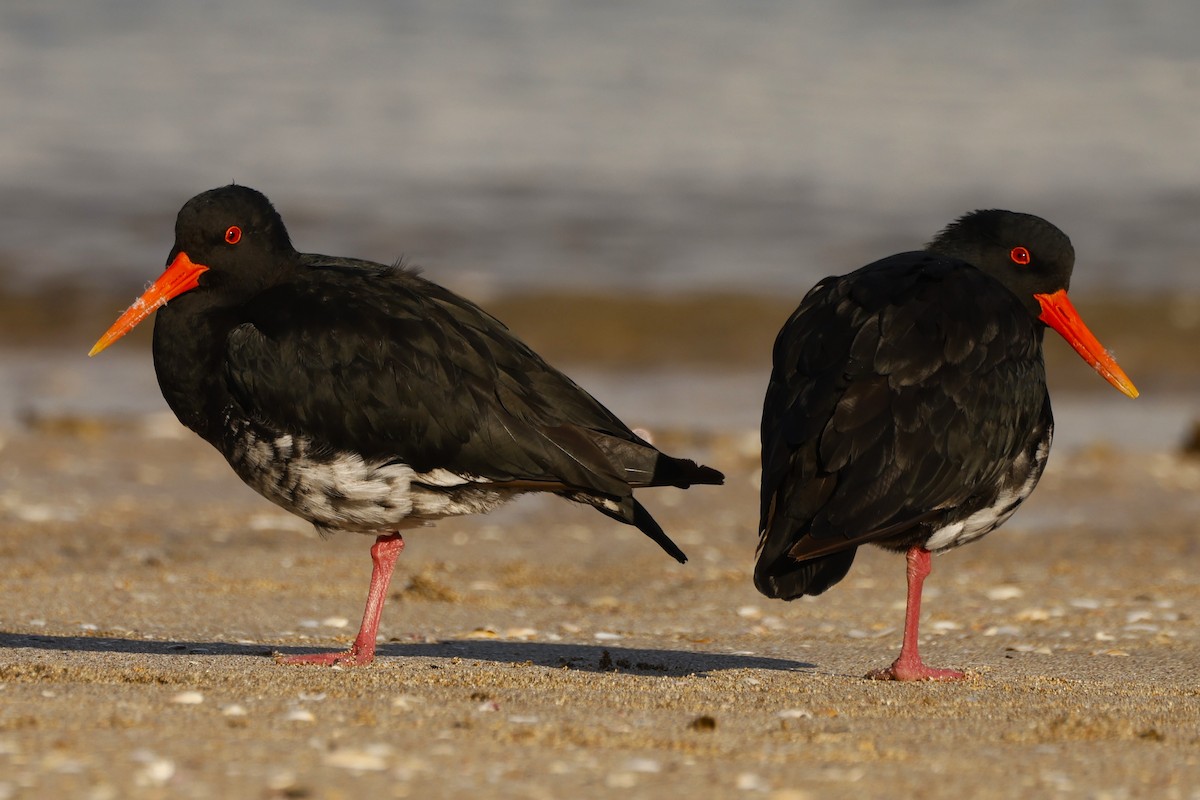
[224,422,512,537]
[924,426,1052,552]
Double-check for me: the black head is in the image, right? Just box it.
[167,184,297,301]
[89,185,298,356]
[923,209,1137,399]
[926,209,1074,318]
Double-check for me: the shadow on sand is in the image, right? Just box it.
[0,632,813,676]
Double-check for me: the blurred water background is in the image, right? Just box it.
[0,0,1196,444]
[1,0,1198,295]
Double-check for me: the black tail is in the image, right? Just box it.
[632,498,688,564]
[653,454,724,488]
[576,493,688,564]
[543,426,724,490]
[753,548,856,599]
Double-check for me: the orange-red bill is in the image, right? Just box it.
[88,252,209,357]
[1035,288,1139,399]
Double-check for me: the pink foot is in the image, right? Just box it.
[864,546,966,682]
[865,659,965,682]
[276,644,375,667]
[276,533,404,668]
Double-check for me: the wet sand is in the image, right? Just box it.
[1,400,1198,797]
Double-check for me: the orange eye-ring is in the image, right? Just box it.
[225,226,242,245]
[1009,246,1031,266]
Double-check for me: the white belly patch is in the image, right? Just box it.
[923,431,1051,552]
[226,423,512,536]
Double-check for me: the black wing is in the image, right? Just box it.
[223,255,718,507]
[756,253,1047,598]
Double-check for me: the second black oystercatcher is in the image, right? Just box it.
[90,184,723,666]
[756,210,1138,681]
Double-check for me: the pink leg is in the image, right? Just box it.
[277,533,405,667]
[864,546,965,681]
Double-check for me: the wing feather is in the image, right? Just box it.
[756,253,1047,597]
[222,256,653,500]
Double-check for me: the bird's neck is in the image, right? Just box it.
[151,297,239,441]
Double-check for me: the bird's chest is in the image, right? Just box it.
[922,417,1053,552]
[221,419,416,532]
[218,417,510,535]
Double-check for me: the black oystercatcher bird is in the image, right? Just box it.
[90,185,723,666]
[756,210,1138,681]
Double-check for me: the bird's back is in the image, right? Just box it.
[757,253,1051,599]
[226,256,685,479]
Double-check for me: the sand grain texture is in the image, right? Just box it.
[1,418,1198,798]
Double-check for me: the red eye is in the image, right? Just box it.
[225,226,242,245]
[1009,246,1031,266]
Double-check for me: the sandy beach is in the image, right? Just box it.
[3,2,1200,796]
[1,296,1198,798]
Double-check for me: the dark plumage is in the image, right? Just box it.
[91,184,723,666]
[757,210,1137,680]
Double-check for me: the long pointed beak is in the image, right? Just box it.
[88,252,209,357]
[1035,289,1139,398]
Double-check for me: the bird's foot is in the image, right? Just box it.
[275,533,401,668]
[865,547,967,681]
[864,660,965,682]
[275,644,375,667]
